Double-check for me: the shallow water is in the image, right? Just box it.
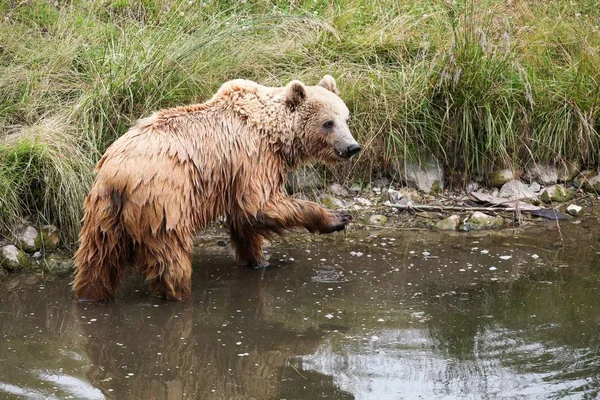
[1,221,599,399]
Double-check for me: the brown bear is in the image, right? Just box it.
[72,75,361,301]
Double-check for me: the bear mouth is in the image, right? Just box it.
[335,149,360,160]
[335,144,361,160]
[335,150,351,160]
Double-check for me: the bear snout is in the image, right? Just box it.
[337,143,361,159]
[347,143,361,157]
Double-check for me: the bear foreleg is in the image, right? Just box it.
[256,198,351,234]
[230,227,269,268]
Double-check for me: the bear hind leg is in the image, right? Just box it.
[73,228,131,302]
[136,237,192,300]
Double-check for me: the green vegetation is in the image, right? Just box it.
[1,0,599,241]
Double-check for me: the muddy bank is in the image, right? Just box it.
[1,172,598,276]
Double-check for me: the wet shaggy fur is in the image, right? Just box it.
[72,76,360,301]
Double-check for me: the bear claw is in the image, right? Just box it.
[242,260,270,269]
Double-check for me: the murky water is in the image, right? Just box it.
[1,221,600,399]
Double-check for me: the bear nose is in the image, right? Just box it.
[347,144,362,157]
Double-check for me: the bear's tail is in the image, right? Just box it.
[72,190,131,301]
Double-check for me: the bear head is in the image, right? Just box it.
[285,75,361,164]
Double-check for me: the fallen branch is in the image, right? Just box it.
[386,203,526,213]
[386,202,569,220]
[468,192,540,210]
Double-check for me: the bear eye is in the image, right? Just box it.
[323,120,334,129]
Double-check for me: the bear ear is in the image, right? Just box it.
[318,75,338,94]
[285,80,307,110]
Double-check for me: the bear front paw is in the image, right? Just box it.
[320,212,352,234]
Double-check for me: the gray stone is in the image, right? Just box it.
[458,222,471,232]
[399,159,444,194]
[328,183,348,197]
[318,194,344,209]
[372,177,390,189]
[366,214,388,226]
[348,184,362,196]
[387,188,401,204]
[433,215,460,231]
[499,180,537,200]
[540,185,575,203]
[466,181,480,193]
[529,182,542,193]
[286,168,324,193]
[468,211,504,230]
[0,245,32,271]
[395,197,413,208]
[525,162,558,185]
[40,225,60,251]
[43,253,74,275]
[580,171,600,194]
[15,226,41,253]
[398,187,422,201]
[566,204,583,217]
[557,161,580,183]
[489,169,514,188]
[355,197,373,207]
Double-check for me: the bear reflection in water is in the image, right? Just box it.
[74,263,353,400]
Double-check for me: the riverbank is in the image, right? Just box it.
[1,168,596,276]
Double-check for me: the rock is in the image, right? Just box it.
[366,215,388,226]
[580,171,600,194]
[348,184,361,196]
[387,188,401,204]
[0,245,32,271]
[466,181,480,193]
[43,253,74,275]
[32,251,42,260]
[499,180,537,200]
[15,226,41,253]
[458,222,471,232]
[539,185,575,203]
[433,215,460,231]
[372,177,390,189]
[557,161,580,183]
[40,225,60,251]
[286,168,324,193]
[318,194,344,209]
[566,204,583,217]
[397,187,422,201]
[355,197,373,207]
[468,211,504,230]
[489,169,514,188]
[529,182,542,193]
[328,183,348,197]
[395,198,413,208]
[399,159,444,194]
[525,162,557,185]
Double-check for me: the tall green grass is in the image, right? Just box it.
[1,0,599,241]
